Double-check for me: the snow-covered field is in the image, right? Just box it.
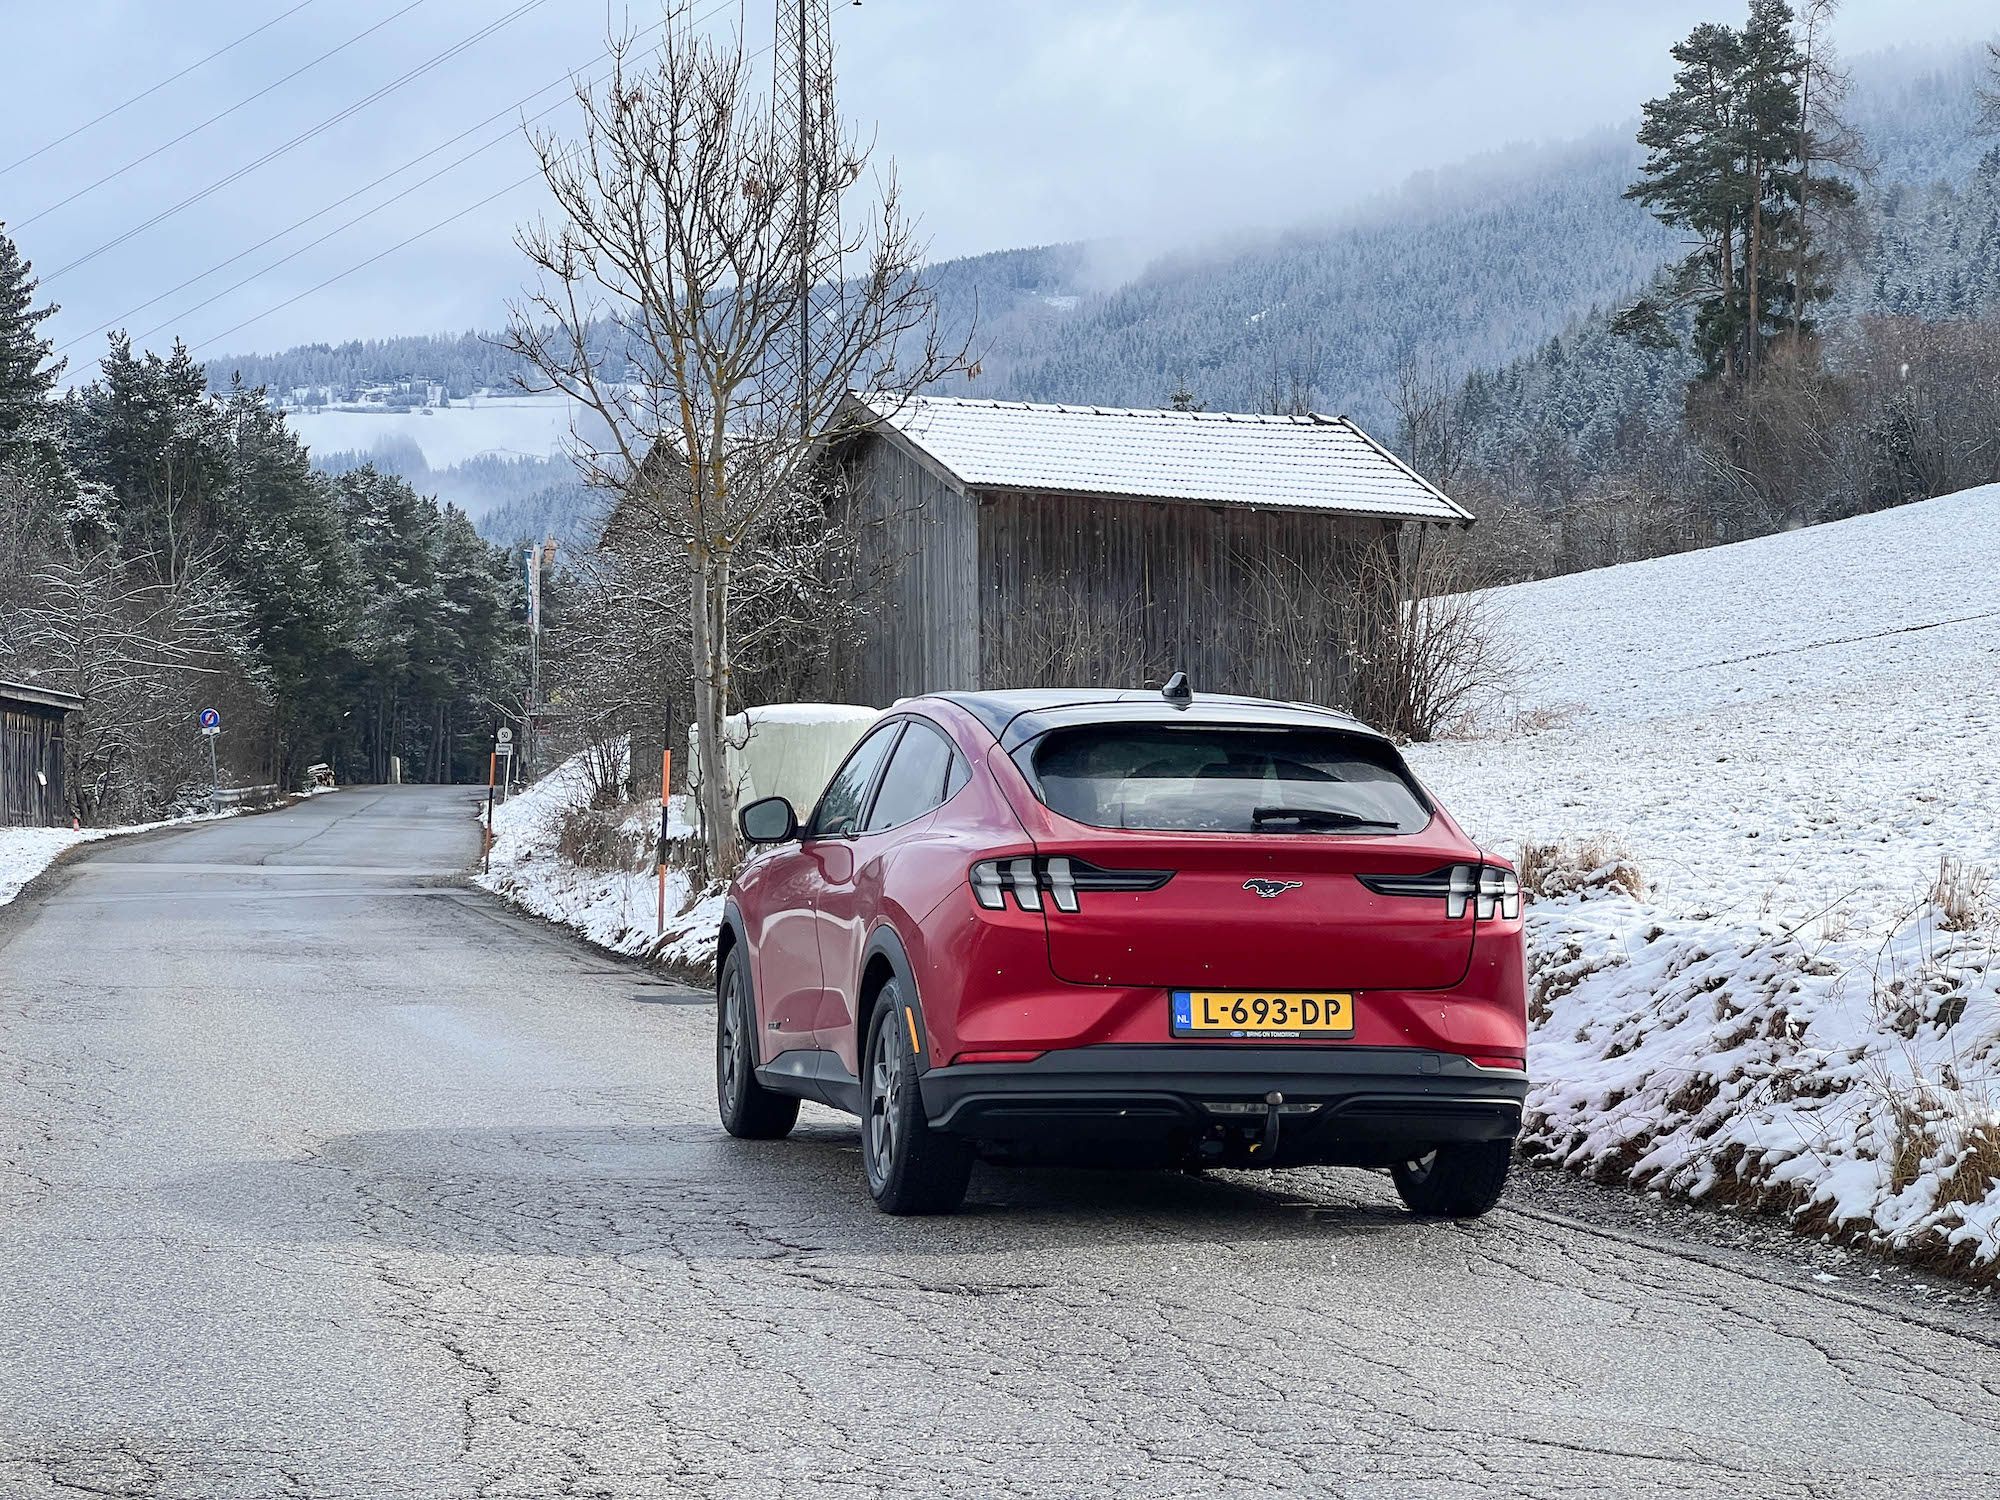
[1407,482,2000,1276]
[283,392,584,469]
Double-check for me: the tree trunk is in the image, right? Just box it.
[1748,154,1763,383]
[1719,214,1737,382]
[690,545,740,882]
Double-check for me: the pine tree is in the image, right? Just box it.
[0,224,62,462]
[64,334,233,579]
[223,384,354,783]
[1614,1,1854,384]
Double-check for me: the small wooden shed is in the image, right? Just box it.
[1,679,81,827]
[831,395,1473,710]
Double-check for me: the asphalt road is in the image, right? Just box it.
[3,786,1998,1499]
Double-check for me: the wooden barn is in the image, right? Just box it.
[1,679,81,827]
[830,394,1474,710]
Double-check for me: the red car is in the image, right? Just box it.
[716,682,1527,1216]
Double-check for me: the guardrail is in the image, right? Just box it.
[214,784,282,807]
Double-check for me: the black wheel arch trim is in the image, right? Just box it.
[858,922,934,1073]
[718,900,748,984]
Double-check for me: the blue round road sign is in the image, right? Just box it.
[198,708,220,729]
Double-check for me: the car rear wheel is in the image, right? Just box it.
[861,980,973,1215]
[716,948,799,1140]
[1390,1140,1511,1218]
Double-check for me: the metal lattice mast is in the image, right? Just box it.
[774,0,836,425]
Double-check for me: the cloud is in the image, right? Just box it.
[0,0,1988,366]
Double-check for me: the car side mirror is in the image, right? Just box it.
[738,795,799,845]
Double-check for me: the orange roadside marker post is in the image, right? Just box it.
[484,751,496,874]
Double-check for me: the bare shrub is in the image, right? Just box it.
[1928,857,1990,932]
[1885,1096,1932,1196]
[577,727,630,809]
[1516,837,1647,902]
[1349,528,1517,742]
[553,804,648,874]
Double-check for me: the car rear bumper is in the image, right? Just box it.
[919,1044,1526,1169]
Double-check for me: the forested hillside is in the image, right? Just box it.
[313,437,598,550]
[195,35,1998,583]
[0,241,529,819]
[1446,40,2000,580]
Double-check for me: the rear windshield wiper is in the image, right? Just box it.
[1250,806,1400,830]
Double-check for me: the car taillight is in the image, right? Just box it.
[1477,865,1521,921]
[970,861,1007,909]
[1447,863,1477,920]
[1359,863,1519,921]
[968,857,1172,913]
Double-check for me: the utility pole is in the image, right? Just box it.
[774,0,836,426]
[523,534,556,778]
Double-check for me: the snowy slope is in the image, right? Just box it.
[283,393,583,470]
[1407,484,2000,1276]
[1415,484,1999,923]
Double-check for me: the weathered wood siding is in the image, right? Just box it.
[835,434,980,706]
[975,490,1397,713]
[1,702,67,827]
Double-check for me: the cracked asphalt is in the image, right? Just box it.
[3,786,1998,1499]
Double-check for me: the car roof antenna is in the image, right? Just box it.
[1161,671,1194,707]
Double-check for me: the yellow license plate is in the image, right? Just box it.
[1171,991,1354,1039]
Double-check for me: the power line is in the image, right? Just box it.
[55,4,726,358]
[193,172,544,356]
[16,1,428,231]
[40,0,554,284]
[0,1,320,180]
[178,5,768,359]
[124,100,575,351]
[53,48,634,359]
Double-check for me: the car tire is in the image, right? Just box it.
[715,947,800,1140]
[1390,1140,1511,1218]
[860,980,973,1215]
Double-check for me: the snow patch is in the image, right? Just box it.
[473,751,720,979]
[1407,483,2000,1276]
[0,810,244,908]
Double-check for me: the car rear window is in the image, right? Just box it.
[1019,724,1432,834]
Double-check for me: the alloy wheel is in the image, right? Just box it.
[718,962,744,1104]
[866,1015,901,1187]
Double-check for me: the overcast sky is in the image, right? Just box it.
[1,0,1992,372]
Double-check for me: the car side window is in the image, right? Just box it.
[863,720,956,833]
[808,722,902,839]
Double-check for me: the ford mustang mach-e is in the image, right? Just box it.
[715,683,1527,1216]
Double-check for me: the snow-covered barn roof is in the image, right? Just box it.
[847,394,1472,524]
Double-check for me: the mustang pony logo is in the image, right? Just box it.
[1243,878,1304,899]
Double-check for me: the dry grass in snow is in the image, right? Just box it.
[474,751,722,980]
[1409,483,2000,1280]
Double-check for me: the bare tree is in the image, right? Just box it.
[506,8,964,877]
[1789,0,1869,351]
[1256,334,1324,417]
[1977,41,2000,135]
[1391,352,1465,489]
[1347,529,1515,743]
[25,543,257,820]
